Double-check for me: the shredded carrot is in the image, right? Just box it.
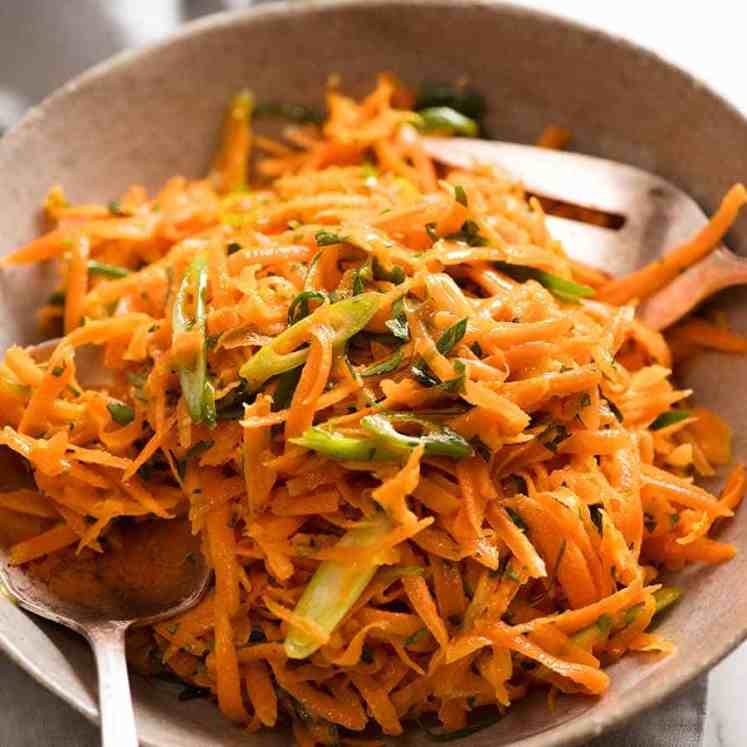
[0,490,59,518]
[245,661,278,727]
[487,504,547,578]
[402,574,448,649]
[242,395,276,516]
[64,235,90,333]
[536,125,571,150]
[0,76,743,744]
[210,90,254,193]
[9,524,78,565]
[599,184,747,304]
[0,229,66,267]
[667,317,747,356]
[206,504,248,722]
[284,325,334,440]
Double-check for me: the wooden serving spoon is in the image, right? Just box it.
[423,136,747,329]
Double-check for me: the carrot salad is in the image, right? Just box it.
[0,75,746,743]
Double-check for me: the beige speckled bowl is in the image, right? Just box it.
[1,2,746,745]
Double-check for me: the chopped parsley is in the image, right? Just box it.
[453,184,468,207]
[107,401,135,426]
[315,230,347,247]
[650,409,691,430]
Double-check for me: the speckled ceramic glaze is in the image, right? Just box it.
[0,2,746,745]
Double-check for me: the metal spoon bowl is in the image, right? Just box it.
[0,342,210,747]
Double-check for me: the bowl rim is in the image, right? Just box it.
[1,1,745,745]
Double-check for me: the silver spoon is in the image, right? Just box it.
[0,342,210,747]
[423,136,747,329]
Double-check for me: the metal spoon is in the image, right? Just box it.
[0,342,210,747]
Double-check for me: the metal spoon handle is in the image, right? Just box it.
[88,621,139,747]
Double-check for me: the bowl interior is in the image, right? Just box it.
[1,2,746,746]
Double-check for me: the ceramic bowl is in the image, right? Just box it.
[1,2,746,745]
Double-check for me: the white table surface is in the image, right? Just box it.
[0,1,744,745]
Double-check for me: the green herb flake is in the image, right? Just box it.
[107,401,135,426]
[411,320,467,391]
[506,508,527,532]
[404,627,427,647]
[595,613,613,633]
[87,260,129,279]
[361,350,403,377]
[537,423,569,453]
[315,230,347,247]
[650,409,692,430]
[372,257,406,285]
[185,439,215,460]
[288,290,327,325]
[352,259,372,296]
[436,318,468,355]
[108,200,127,216]
[411,359,440,388]
[439,359,466,394]
[51,366,65,378]
[454,185,468,207]
[446,219,489,247]
[384,296,409,341]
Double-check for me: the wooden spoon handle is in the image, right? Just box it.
[87,621,139,747]
[639,247,747,329]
